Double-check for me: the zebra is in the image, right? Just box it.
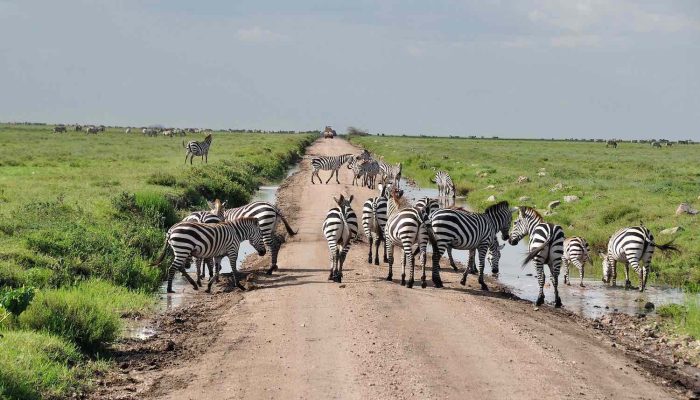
[181,199,228,284]
[432,170,455,198]
[86,126,99,134]
[348,157,381,188]
[413,197,441,277]
[508,206,565,307]
[378,159,402,188]
[310,154,355,184]
[652,141,662,148]
[323,194,358,283]
[362,184,389,265]
[125,128,131,134]
[606,140,618,148]
[601,226,678,292]
[74,125,83,132]
[562,237,592,287]
[151,218,266,293]
[384,188,436,288]
[223,201,297,275]
[428,202,512,290]
[53,125,67,133]
[184,134,213,164]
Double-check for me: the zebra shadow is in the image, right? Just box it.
[441,284,519,301]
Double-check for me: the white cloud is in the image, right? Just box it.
[549,34,600,48]
[235,26,288,43]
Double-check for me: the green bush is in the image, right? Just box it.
[183,165,251,207]
[0,286,35,316]
[147,171,177,187]
[19,285,121,352]
[0,330,83,400]
[0,262,25,288]
[134,191,178,227]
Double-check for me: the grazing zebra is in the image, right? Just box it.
[323,194,358,283]
[652,141,662,148]
[181,199,228,284]
[86,126,99,134]
[348,157,381,188]
[362,185,389,265]
[310,154,355,184]
[432,170,455,198]
[562,237,592,287]
[606,140,618,148]
[384,188,436,288]
[53,125,67,133]
[74,125,83,132]
[508,206,565,307]
[601,226,678,292]
[224,201,297,275]
[428,202,512,290]
[151,218,266,293]
[184,134,213,164]
[162,130,174,137]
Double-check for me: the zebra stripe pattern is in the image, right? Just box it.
[434,170,455,198]
[562,237,591,287]
[224,201,297,275]
[378,160,402,188]
[323,194,359,283]
[181,199,229,284]
[508,206,565,307]
[602,226,677,292]
[362,185,389,265]
[428,202,512,290]
[151,218,266,293]
[310,154,355,184]
[184,134,213,164]
[349,158,381,189]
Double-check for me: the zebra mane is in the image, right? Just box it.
[485,201,509,214]
[518,206,543,221]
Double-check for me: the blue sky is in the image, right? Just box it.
[0,1,698,139]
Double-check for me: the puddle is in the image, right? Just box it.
[399,178,692,318]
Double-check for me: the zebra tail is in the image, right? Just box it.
[522,242,548,267]
[276,209,298,236]
[150,238,170,266]
[424,219,438,253]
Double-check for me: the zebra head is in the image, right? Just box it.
[600,252,613,284]
[333,194,355,217]
[244,219,267,257]
[416,198,440,221]
[485,201,511,241]
[206,199,227,218]
[508,206,542,245]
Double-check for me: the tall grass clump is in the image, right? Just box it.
[0,330,83,399]
[657,297,700,339]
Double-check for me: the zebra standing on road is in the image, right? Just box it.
[184,134,213,164]
[151,218,266,293]
[601,226,677,292]
[384,188,436,288]
[433,170,455,198]
[323,194,359,283]
[362,185,389,265]
[310,154,355,184]
[378,159,402,188]
[428,202,511,290]
[224,201,297,275]
[348,157,381,189]
[562,237,592,287]
[508,206,565,307]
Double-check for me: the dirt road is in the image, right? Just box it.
[104,138,685,399]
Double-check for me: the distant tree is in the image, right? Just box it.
[347,126,369,136]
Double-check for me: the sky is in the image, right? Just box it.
[0,1,698,139]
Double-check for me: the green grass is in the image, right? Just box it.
[657,297,700,339]
[351,135,700,289]
[0,123,315,398]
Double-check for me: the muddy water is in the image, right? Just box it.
[399,179,690,318]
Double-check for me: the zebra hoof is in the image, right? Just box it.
[374,260,379,266]
[491,268,499,274]
[385,273,392,281]
[554,298,562,308]
[459,278,466,286]
[421,281,427,289]
[406,279,414,288]
[480,283,489,291]
[368,257,373,264]
[328,274,334,281]
[205,288,211,293]
[167,289,176,294]
[579,283,586,288]
[535,296,545,306]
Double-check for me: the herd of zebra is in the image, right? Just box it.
[606,139,679,148]
[319,150,680,307]
[50,124,209,137]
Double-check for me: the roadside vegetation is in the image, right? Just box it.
[0,123,315,398]
[351,135,700,290]
[658,297,700,340]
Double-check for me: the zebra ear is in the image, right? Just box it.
[348,194,354,203]
[206,200,215,210]
[333,196,340,205]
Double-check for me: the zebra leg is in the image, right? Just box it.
[374,235,382,265]
[535,261,545,306]
[624,262,632,289]
[184,152,189,164]
[335,169,340,184]
[406,251,415,289]
[400,251,407,286]
[328,247,336,281]
[447,247,458,271]
[204,259,217,293]
[264,233,281,275]
[338,248,350,283]
[610,260,617,287]
[385,240,394,281]
[368,235,374,263]
[563,259,570,285]
[325,169,335,184]
[572,259,585,287]
[477,244,489,291]
[381,232,388,263]
[431,245,445,288]
[311,170,317,184]
[550,259,562,308]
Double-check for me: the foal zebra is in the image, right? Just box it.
[184,134,213,164]
[428,202,511,290]
[310,154,355,184]
[508,206,565,307]
[151,218,266,293]
[362,185,389,265]
[433,170,455,198]
[562,237,591,287]
[323,195,359,283]
[601,226,678,292]
[224,201,297,275]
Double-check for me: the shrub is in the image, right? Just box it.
[0,286,35,316]
[183,166,251,207]
[0,262,25,288]
[19,285,121,352]
[24,268,53,288]
[0,330,83,400]
[134,191,178,227]
[147,171,177,187]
